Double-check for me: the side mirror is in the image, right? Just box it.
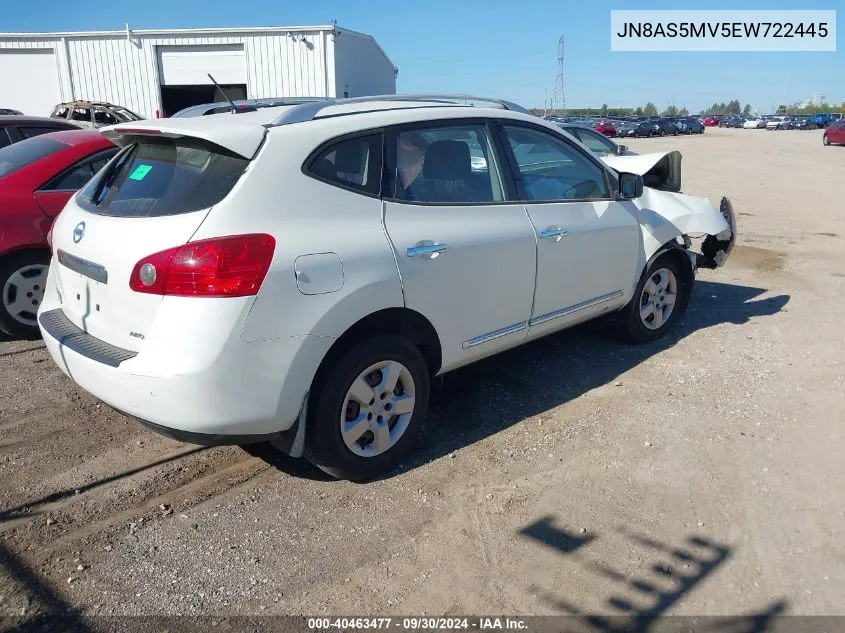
[615,144,628,155]
[618,172,643,199]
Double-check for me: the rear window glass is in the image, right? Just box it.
[77,137,249,217]
[0,136,67,179]
[19,126,64,139]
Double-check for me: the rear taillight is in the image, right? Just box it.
[129,234,276,297]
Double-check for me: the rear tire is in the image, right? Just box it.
[305,335,430,481]
[620,252,692,344]
[0,251,50,339]
[823,134,830,146]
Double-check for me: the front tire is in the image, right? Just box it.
[305,335,430,480]
[823,134,830,146]
[621,253,692,343]
[0,251,50,339]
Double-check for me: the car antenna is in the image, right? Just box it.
[207,73,238,114]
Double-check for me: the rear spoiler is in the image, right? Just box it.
[101,121,267,160]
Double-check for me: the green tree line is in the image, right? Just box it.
[534,98,843,118]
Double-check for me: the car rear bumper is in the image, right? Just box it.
[38,272,334,439]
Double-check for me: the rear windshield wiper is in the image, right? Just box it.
[91,145,136,206]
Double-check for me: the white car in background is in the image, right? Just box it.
[743,117,765,129]
[766,116,792,130]
[39,95,736,480]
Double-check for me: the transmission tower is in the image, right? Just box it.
[552,35,565,115]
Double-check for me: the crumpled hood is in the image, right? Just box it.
[603,150,682,192]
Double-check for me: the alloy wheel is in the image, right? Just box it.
[639,267,678,330]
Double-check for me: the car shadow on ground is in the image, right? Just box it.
[517,515,789,633]
[391,279,787,479]
[256,279,788,481]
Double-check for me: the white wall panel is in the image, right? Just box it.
[0,48,61,115]
[333,31,396,98]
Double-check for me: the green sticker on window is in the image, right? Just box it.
[129,164,153,180]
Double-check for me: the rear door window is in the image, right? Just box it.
[19,126,64,139]
[390,124,506,203]
[0,127,11,149]
[40,148,120,191]
[72,108,92,123]
[0,136,68,179]
[93,109,119,126]
[77,137,249,217]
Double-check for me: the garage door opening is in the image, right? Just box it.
[0,49,61,116]
[160,84,246,117]
[157,43,248,117]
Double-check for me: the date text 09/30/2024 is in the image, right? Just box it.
[307,618,528,630]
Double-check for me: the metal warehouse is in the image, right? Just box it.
[0,24,398,118]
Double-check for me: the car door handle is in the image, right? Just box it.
[538,227,567,241]
[406,242,449,258]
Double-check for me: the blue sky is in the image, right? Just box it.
[3,0,842,112]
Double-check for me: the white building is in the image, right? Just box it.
[800,93,827,108]
[0,24,398,117]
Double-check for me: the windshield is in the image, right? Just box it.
[571,127,616,155]
[114,108,144,122]
[0,136,68,179]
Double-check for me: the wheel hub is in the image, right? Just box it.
[3,264,49,327]
[340,360,417,458]
[639,267,678,331]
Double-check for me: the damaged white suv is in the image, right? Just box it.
[38,95,735,480]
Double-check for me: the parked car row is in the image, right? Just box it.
[545,115,705,138]
[714,113,841,130]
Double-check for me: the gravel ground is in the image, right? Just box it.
[1,127,844,628]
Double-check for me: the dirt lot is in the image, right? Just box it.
[2,127,844,628]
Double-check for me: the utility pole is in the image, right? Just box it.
[784,73,790,110]
[553,35,565,116]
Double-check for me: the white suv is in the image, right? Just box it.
[38,95,735,480]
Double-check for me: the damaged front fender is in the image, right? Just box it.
[631,187,736,269]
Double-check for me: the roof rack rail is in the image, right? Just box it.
[269,93,530,127]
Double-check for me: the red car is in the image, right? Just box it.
[823,119,845,146]
[703,116,721,127]
[593,119,617,137]
[0,129,117,337]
